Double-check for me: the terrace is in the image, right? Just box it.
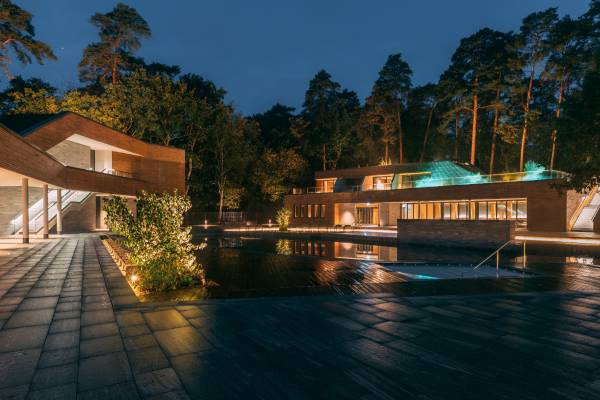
[292,166,568,195]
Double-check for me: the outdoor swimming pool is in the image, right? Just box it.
[148,234,600,301]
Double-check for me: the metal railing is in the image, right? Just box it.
[473,240,527,273]
[10,190,91,234]
[100,168,135,179]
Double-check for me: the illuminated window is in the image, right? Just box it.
[420,203,427,220]
[487,202,497,219]
[321,204,326,218]
[443,203,451,220]
[314,205,319,218]
[458,202,468,220]
[517,201,527,219]
[434,203,442,219]
[507,200,516,219]
[497,201,507,219]
[308,205,312,218]
[301,205,306,218]
[294,205,299,218]
[451,203,458,220]
[478,202,487,220]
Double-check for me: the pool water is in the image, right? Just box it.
[156,235,600,300]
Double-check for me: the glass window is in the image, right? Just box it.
[517,201,527,219]
[301,205,306,218]
[488,202,497,220]
[434,203,442,220]
[426,203,434,220]
[294,205,299,218]
[458,202,468,219]
[451,203,458,220]
[420,203,427,220]
[401,204,407,219]
[321,204,326,218]
[497,201,507,220]
[314,205,319,218]
[507,200,517,219]
[443,203,451,220]
[478,202,487,220]
[308,205,312,218]
[469,202,476,220]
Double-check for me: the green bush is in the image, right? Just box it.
[103,196,133,237]
[103,191,204,292]
[276,207,292,231]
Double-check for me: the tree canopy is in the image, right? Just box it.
[0,0,55,80]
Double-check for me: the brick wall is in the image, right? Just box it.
[397,220,515,249]
[46,140,91,169]
[0,186,43,236]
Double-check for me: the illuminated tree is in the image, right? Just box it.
[298,70,360,171]
[445,28,514,167]
[543,15,589,169]
[370,54,412,163]
[0,0,55,80]
[514,8,558,171]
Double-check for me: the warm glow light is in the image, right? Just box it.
[130,274,138,283]
[514,235,600,246]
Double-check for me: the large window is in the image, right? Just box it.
[401,199,527,222]
[357,207,376,225]
[372,175,392,190]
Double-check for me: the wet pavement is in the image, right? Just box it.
[0,235,599,399]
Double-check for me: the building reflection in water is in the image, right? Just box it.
[278,239,397,261]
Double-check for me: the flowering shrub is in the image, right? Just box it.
[103,191,204,292]
[276,207,292,231]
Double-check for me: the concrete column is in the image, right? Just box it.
[42,184,49,239]
[21,178,29,244]
[56,189,63,235]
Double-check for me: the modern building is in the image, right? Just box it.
[0,112,185,241]
[284,160,598,234]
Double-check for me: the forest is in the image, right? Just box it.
[2,0,600,217]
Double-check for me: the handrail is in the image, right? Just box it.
[473,240,513,270]
[568,186,598,230]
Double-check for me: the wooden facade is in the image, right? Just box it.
[0,112,184,195]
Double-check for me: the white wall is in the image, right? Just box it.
[94,150,112,172]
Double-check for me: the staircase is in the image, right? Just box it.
[9,190,92,235]
[572,190,600,231]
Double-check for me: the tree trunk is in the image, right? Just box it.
[489,85,501,175]
[469,76,479,165]
[218,185,224,224]
[396,102,404,164]
[419,106,435,163]
[454,112,460,161]
[519,65,536,171]
[384,142,389,165]
[549,80,565,170]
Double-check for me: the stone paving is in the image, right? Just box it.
[0,235,600,399]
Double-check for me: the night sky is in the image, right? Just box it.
[9,0,590,115]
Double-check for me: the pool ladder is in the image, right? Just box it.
[473,240,527,272]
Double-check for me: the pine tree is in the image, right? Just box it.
[0,0,55,80]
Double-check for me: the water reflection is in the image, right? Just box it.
[183,235,600,300]
[273,239,396,261]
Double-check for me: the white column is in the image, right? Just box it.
[42,184,49,239]
[22,178,29,244]
[56,189,63,235]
